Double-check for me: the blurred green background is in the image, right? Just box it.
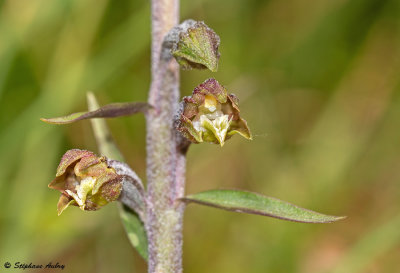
[1,0,400,272]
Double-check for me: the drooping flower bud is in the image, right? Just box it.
[177,78,252,146]
[48,149,123,215]
[170,20,220,72]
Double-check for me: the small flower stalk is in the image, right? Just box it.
[48,149,123,215]
[177,78,252,146]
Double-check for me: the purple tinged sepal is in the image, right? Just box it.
[177,78,252,146]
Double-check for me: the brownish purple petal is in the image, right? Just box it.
[55,149,94,177]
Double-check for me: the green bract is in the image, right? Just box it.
[48,149,123,215]
[178,78,252,146]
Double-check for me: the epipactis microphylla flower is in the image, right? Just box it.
[48,149,123,215]
[177,78,252,146]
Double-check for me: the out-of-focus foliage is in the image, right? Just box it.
[0,0,399,272]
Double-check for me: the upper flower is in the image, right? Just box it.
[177,78,252,146]
[48,149,123,215]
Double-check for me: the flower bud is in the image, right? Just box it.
[177,78,252,146]
[48,149,123,215]
[171,20,220,72]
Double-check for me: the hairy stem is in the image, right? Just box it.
[146,0,185,272]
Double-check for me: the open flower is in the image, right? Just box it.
[48,149,123,215]
[177,78,252,146]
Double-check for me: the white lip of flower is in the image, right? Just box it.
[193,113,232,146]
[65,176,96,209]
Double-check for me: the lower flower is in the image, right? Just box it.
[48,149,123,215]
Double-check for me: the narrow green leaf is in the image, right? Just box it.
[182,189,345,223]
[87,92,148,261]
[41,101,150,124]
[120,205,148,260]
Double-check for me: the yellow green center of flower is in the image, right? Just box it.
[65,176,96,209]
[204,95,218,112]
[200,114,231,146]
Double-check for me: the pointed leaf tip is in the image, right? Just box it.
[41,102,150,125]
[182,189,345,223]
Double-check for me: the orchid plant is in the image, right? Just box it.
[41,1,344,272]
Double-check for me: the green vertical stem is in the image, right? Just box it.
[146,0,185,272]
